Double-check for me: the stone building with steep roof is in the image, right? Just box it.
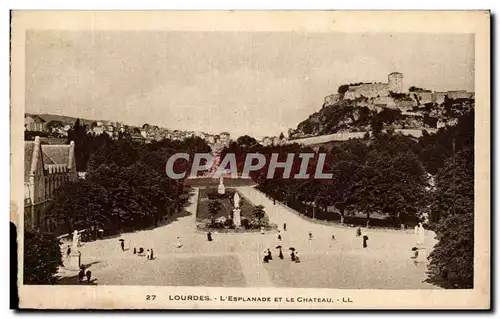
[24,136,77,231]
[24,114,47,132]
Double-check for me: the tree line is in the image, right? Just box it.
[24,125,211,284]
[223,108,474,288]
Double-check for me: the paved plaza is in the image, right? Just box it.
[58,187,439,289]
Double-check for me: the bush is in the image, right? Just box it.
[24,230,63,284]
[241,217,250,229]
[224,218,234,228]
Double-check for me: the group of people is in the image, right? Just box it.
[121,235,185,261]
[78,265,92,284]
[133,247,155,260]
[263,247,300,263]
[356,227,369,248]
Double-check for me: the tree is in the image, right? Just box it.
[370,114,383,135]
[46,120,64,132]
[427,147,474,288]
[24,230,62,284]
[330,161,363,223]
[236,135,259,149]
[279,132,285,140]
[48,180,108,233]
[252,205,266,225]
[352,165,381,226]
[338,84,350,95]
[87,139,139,173]
[208,200,221,224]
[408,86,427,92]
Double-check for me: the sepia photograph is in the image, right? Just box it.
[11,11,490,309]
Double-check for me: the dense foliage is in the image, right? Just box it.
[225,133,431,228]
[291,97,473,138]
[24,230,63,284]
[46,136,211,235]
[427,147,474,288]
[225,106,475,288]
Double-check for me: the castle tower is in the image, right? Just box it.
[388,72,403,93]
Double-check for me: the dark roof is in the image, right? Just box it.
[25,114,46,123]
[25,140,73,182]
[24,142,34,182]
[41,145,71,166]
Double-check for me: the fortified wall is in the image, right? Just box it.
[323,72,474,108]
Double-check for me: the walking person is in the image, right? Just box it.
[146,249,151,260]
[120,240,125,251]
[283,223,287,231]
[290,250,296,262]
[362,235,369,248]
[295,252,301,263]
[78,266,86,283]
[207,231,213,242]
[267,248,273,261]
[150,249,154,260]
[133,247,137,255]
[176,237,182,248]
[308,232,313,242]
[263,251,269,263]
[278,248,284,259]
[277,231,282,241]
[85,270,92,283]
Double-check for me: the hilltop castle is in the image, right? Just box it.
[324,72,474,109]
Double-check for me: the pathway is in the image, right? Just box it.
[57,186,438,289]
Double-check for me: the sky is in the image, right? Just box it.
[25,31,474,137]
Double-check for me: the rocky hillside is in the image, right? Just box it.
[289,93,474,139]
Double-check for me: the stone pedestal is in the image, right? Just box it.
[233,208,241,227]
[67,253,81,270]
[218,183,225,195]
[416,247,428,263]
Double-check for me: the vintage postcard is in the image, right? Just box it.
[11,11,490,309]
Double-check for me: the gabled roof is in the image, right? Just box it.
[24,142,35,182]
[25,114,46,123]
[41,144,71,166]
[25,138,74,182]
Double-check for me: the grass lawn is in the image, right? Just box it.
[197,188,255,221]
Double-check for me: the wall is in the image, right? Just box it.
[324,94,340,106]
[344,83,389,99]
[388,72,404,93]
[411,91,434,105]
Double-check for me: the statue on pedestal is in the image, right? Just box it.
[233,192,241,227]
[415,222,425,246]
[67,230,81,270]
[72,230,79,251]
[217,176,225,195]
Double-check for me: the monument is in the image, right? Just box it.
[217,176,226,195]
[233,192,241,227]
[414,223,425,245]
[67,230,81,270]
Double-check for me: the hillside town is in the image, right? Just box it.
[25,113,289,149]
[21,37,476,294]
